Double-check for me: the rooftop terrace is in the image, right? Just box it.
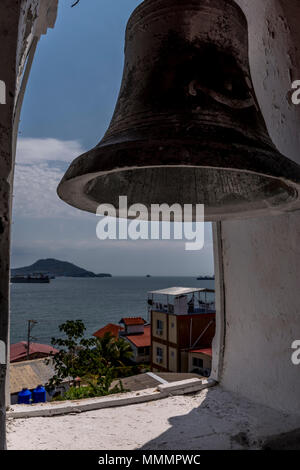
[148,287,215,315]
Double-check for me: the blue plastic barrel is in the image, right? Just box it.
[18,388,32,404]
[33,385,46,403]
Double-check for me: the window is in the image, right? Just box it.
[168,304,174,314]
[156,319,163,336]
[138,347,150,355]
[192,357,203,368]
[157,347,163,357]
[156,347,163,364]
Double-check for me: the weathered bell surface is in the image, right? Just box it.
[57,0,300,221]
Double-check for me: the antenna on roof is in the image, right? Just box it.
[26,320,37,360]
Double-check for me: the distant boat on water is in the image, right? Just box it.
[10,273,50,284]
[196,275,215,280]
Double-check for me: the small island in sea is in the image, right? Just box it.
[11,258,112,278]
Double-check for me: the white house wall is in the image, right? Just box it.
[0,0,58,448]
[212,0,300,414]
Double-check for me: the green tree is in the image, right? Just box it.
[94,332,133,370]
[46,320,134,394]
[47,320,101,388]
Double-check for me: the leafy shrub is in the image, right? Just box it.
[54,378,125,401]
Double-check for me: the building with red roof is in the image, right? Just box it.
[126,325,151,348]
[189,348,212,357]
[119,317,146,326]
[119,317,147,336]
[188,348,213,377]
[124,325,151,363]
[149,287,215,374]
[92,323,124,339]
[10,342,58,363]
[93,317,151,364]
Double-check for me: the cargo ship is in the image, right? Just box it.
[10,273,50,284]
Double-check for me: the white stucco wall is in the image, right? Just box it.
[0,0,58,427]
[213,0,300,414]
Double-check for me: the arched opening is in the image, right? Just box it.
[3,0,300,453]
[10,0,217,409]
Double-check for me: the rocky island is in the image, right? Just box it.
[11,258,112,278]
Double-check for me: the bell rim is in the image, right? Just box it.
[58,138,300,183]
[57,140,300,222]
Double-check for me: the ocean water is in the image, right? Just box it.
[10,277,214,345]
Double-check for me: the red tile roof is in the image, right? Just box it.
[126,325,151,348]
[10,342,58,363]
[92,323,124,339]
[119,317,146,326]
[188,348,212,357]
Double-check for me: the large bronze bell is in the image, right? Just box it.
[57,0,300,221]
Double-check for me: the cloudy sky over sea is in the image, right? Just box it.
[12,0,214,276]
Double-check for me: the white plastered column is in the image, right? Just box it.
[212,0,300,415]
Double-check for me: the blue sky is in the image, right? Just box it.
[12,0,214,276]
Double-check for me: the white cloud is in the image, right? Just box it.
[16,137,85,164]
[14,163,69,218]
[13,137,91,219]
[12,138,214,252]
[11,138,214,274]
